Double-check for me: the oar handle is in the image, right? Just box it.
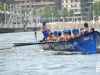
[35,31,37,42]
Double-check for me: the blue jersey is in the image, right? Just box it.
[83,29,90,35]
[43,26,48,39]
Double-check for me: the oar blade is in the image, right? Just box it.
[13,42,46,47]
[0,44,14,50]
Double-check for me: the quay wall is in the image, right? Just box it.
[46,22,100,30]
[0,22,100,33]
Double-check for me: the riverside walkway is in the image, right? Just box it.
[0,23,40,33]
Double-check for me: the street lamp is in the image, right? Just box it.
[93,11,94,21]
[25,12,27,22]
[81,14,82,23]
[4,3,7,25]
[52,13,53,23]
[12,4,15,23]
[29,11,32,26]
[19,6,22,25]
[9,4,12,26]
[15,6,18,26]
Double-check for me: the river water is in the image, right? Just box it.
[0,31,100,75]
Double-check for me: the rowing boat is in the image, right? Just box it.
[39,31,100,54]
[14,31,100,54]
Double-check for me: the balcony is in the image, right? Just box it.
[16,1,55,6]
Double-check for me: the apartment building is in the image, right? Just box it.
[14,0,55,10]
[0,0,15,5]
[62,0,96,21]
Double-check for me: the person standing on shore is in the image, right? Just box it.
[40,20,49,41]
[24,21,27,32]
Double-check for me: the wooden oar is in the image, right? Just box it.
[0,42,46,50]
[0,41,60,50]
[13,42,46,47]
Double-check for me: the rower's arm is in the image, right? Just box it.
[77,30,83,37]
[41,26,45,32]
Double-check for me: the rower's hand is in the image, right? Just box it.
[47,29,50,32]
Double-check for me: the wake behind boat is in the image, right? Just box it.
[14,31,100,54]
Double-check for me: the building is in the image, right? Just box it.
[0,0,15,5]
[62,0,99,21]
[14,0,55,10]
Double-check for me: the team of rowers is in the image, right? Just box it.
[40,20,95,42]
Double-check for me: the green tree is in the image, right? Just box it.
[32,6,38,15]
[50,5,59,18]
[61,8,68,22]
[0,4,3,10]
[68,9,74,21]
[88,4,93,20]
[97,1,100,16]
[88,1,100,20]
[42,5,51,19]
[93,2,98,17]
[0,4,4,21]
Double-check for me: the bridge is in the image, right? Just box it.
[0,23,40,33]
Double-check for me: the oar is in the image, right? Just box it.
[0,42,46,50]
[13,42,46,47]
[0,41,60,50]
[35,31,37,42]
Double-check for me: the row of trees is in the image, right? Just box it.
[0,4,5,22]
[88,1,100,20]
[42,5,74,21]
[22,5,74,22]
[0,3,74,22]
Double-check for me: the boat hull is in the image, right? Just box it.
[40,31,100,54]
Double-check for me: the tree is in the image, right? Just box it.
[88,4,93,20]
[50,5,59,18]
[97,1,100,16]
[0,4,3,10]
[61,8,68,22]
[68,9,74,21]
[42,5,51,19]
[88,1,100,20]
[32,6,38,15]
[0,4,4,22]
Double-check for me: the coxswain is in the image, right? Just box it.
[40,20,49,42]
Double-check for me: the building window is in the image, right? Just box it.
[71,4,77,7]
[71,0,78,2]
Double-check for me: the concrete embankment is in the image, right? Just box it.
[0,27,40,33]
[0,24,40,33]
[46,22,100,30]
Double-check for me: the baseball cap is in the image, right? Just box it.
[41,20,46,23]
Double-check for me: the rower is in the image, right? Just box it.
[46,32,53,42]
[78,23,90,36]
[69,28,79,40]
[90,28,95,32]
[62,30,69,41]
[62,30,67,40]
[40,20,49,41]
[57,31,65,41]
[67,29,71,40]
[51,31,58,41]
